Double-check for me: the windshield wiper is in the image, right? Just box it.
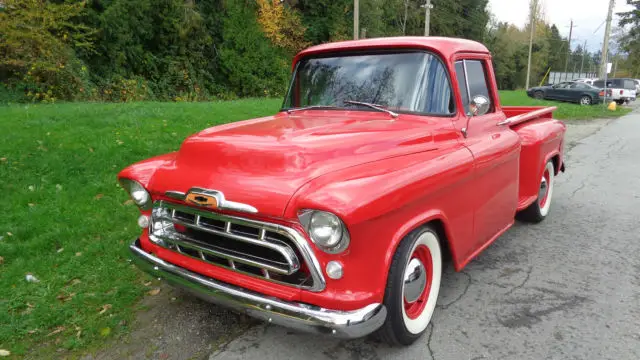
[344,100,399,118]
[286,105,339,114]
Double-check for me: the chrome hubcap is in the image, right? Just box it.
[404,258,427,303]
[538,176,548,200]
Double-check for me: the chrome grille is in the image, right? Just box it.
[149,201,325,291]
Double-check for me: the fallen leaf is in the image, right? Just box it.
[0,349,10,357]
[0,256,4,264]
[27,329,38,334]
[147,288,161,296]
[28,185,35,191]
[143,281,152,286]
[56,293,75,302]
[98,304,112,314]
[89,148,94,152]
[69,278,81,286]
[28,203,35,207]
[123,199,134,205]
[7,232,13,236]
[75,252,82,257]
[76,329,82,338]
[0,157,6,162]
[99,327,111,337]
[46,326,65,337]
[94,194,104,200]
[57,248,64,253]
[55,184,63,191]
[26,303,34,308]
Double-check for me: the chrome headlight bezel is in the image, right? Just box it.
[298,210,350,254]
[119,178,152,210]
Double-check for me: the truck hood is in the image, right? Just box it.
[149,111,440,217]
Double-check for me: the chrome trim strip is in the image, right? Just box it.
[154,201,326,292]
[130,239,387,338]
[164,188,258,214]
[165,190,186,200]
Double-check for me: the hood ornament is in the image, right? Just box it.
[165,188,258,214]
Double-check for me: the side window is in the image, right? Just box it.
[455,61,470,114]
[455,59,493,115]
[465,60,491,105]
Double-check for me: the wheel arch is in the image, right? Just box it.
[385,211,458,279]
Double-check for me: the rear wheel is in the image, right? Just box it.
[534,91,544,100]
[580,95,592,105]
[517,161,555,223]
[376,226,442,346]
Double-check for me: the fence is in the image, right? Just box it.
[546,71,599,84]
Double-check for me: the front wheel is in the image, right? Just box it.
[517,160,555,223]
[376,226,442,346]
[534,91,544,100]
[580,95,592,105]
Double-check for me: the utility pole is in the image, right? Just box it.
[580,40,587,77]
[422,0,433,36]
[563,20,574,81]
[525,0,538,90]
[600,0,615,78]
[353,0,359,40]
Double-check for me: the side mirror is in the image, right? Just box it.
[471,95,490,116]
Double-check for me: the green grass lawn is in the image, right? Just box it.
[0,93,634,358]
[499,90,633,120]
[0,99,281,358]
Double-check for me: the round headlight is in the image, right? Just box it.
[298,210,350,253]
[120,178,152,210]
[310,212,343,248]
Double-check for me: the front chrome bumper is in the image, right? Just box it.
[130,239,387,338]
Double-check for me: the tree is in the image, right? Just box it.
[256,0,309,52]
[617,0,640,76]
[0,0,95,101]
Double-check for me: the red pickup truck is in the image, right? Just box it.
[119,37,566,346]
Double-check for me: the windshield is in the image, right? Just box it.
[283,52,454,115]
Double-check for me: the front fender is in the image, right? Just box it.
[117,152,177,189]
[285,143,475,310]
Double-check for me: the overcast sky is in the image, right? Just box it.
[488,0,634,52]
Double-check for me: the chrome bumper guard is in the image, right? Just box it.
[130,239,387,338]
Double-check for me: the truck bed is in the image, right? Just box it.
[502,106,565,211]
[502,106,557,126]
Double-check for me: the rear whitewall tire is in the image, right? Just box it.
[517,160,555,223]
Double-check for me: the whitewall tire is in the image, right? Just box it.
[377,226,442,345]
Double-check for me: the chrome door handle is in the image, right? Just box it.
[497,120,511,126]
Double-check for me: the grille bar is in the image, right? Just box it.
[148,201,326,291]
[152,232,294,274]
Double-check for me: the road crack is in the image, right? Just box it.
[505,266,533,296]
[437,271,472,310]
[426,322,436,360]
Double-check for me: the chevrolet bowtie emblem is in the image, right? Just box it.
[165,187,258,214]
[185,192,218,208]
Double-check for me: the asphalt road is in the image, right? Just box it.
[209,110,640,360]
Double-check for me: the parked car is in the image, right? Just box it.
[527,81,607,105]
[593,78,637,104]
[119,37,566,346]
[634,79,640,95]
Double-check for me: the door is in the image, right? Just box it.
[550,82,571,100]
[454,59,520,248]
